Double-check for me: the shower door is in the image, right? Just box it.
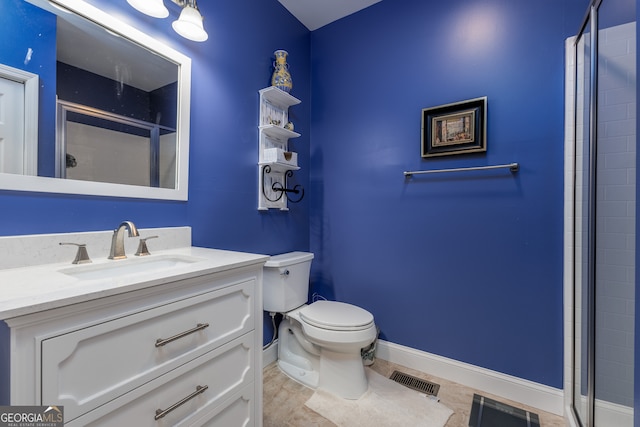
[572,0,636,426]
[572,7,592,424]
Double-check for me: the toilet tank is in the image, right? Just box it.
[263,251,314,313]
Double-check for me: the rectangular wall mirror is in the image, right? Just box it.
[0,0,191,200]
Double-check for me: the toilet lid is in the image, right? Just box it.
[300,301,374,331]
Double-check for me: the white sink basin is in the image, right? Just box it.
[59,254,204,280]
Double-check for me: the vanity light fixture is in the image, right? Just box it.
[171,0,208,42]
[127,0,208,42]
[126,0,169,19]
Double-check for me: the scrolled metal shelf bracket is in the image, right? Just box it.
[262,166,304,204]
[261,165,284,203]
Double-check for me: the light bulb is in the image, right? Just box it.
[127,0,169,19]
[172,5,208,42]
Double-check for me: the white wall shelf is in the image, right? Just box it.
[260,86,301,109]
[259,162,300,173]
[259,124,300,141]
[258,87,303,210]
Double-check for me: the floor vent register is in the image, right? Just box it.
[389,370,440,396]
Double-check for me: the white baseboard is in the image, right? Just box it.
[375,340,564,416]
[262,338,565,416]
[263,339,278,368]
[592,396,633,426]
[263,339,632,424]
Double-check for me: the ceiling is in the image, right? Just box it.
[31,0,176,92]
[277,0,382,31]
[56,17,177,92]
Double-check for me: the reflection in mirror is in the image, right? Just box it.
[57,101,177,188]
[0,63,38,176]
[0,0,191,200]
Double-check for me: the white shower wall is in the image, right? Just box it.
[564,20,636,425]
[594,21,636,408]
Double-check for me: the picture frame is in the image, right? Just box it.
[421,97,487,158]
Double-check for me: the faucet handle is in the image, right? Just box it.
[59,242,92,264]
[135,236,158,257]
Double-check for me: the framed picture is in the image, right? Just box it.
[421,97,487,158]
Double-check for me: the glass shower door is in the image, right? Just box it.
[573,10,593,424]
[572,0,636,426]
[593,0,635,423]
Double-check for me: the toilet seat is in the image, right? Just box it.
[300,301,374,331]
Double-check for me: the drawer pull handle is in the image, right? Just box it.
[154,385,208,420]
[155,323,210,347]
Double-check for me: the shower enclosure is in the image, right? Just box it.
[567,0,636,425]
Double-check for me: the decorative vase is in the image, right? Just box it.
[271,50,293,93]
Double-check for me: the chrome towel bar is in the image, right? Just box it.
[403,162,519,177]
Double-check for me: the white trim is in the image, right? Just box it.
[260,338,633,424]
[569,394,634,426]
[3,0,192,201]
[563,35,578,426]
[565,407,580,427]
[262,338,567,417]
[0,64,38,175]
[593,398,633,426]
[262,339,278,368]
[375,340,564,416]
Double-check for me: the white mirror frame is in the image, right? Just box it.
[1,0,192,201]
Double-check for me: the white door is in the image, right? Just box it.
[0,76,25,174]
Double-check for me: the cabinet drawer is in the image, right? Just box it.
[42,279,254,422]
[68,333,255,427]
[197,384,254,427]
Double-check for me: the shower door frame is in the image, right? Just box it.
[571,2,599,425]
[567,0,637,426]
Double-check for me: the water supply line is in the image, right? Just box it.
[263,312,278,350]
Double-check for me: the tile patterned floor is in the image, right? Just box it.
[263,359,567,426]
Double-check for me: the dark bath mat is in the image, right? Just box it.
[469,394,540,427]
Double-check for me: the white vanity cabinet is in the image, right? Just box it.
[2,255,266,427]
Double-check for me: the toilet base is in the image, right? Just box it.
[318,348,368,399]
[277,315,372,400]
[277,323,370,399]
[278,318,321,390]
[278,359,320,389]
[278,351,369,400]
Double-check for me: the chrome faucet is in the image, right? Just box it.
[108,221,140,260]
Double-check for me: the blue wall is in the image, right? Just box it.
[309,0,587,388]
[0,0,310,252]
[1,0,57,176]
[0,0,603,395]
[57,62,176,127]
[0,0,310,345]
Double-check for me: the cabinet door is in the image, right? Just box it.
[42,279,254,422]
[67,333,254,427]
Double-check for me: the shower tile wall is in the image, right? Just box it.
[595,21,636,408]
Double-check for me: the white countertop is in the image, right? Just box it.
[0,246,269,320]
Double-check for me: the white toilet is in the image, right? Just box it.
[263,251,377,399]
